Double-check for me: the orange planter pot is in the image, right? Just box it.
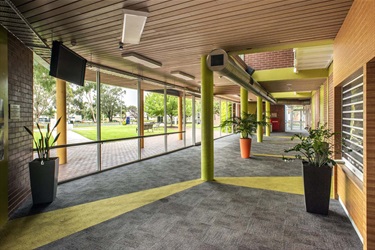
[240,138,252,158]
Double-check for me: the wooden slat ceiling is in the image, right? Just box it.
[1,0,353,101]
[295,44,334,70]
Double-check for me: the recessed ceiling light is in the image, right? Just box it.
[122,52,162,68]
[170,71,195,81]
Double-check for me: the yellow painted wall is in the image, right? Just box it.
[311,91,316,129]
[319,85,324,125]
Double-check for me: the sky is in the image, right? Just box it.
[125,88,138,106]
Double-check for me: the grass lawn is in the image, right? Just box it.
[72,124,178,141]
[31,130,56,149]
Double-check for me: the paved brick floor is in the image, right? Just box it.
[53,128,225,182]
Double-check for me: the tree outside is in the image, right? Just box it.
[33,61,56,121]
[144,93,175,126]
[100,84,126,122]
[70,81,97,122]
[221,101,233,133]
[185,98,192,118]
[126,105,138,120]
[144,92,193,126]
[33,62,131,125]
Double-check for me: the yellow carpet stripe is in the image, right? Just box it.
[0,179,204,250]
[271,136,293,138]
[215,176,304,195]
[215,176,334,198]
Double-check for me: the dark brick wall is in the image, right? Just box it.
[244,49,294,70]
[7,33,33,215]
[270,104,285,132]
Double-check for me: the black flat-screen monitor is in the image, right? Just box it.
[49,41,87,86]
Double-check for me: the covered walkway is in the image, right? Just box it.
[2,134,362,249]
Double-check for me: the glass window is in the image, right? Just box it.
[143,89,166,157]
[99,81,138,169]
[341,69,363,181]
[195,98,202,144]
[221,101,233,135]
[185,96,193,146]
[166,90,184,151]
[214,99,221,139]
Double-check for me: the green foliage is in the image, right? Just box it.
[185,99,192,117]
[33,61,56,121]
[220,113,267,139]
[72,81,97,122]
[144,93,164,117]
[100,84,126,122]
[144,93,178,126]
[214,101,220,115]
[24,117,61,161]
[220,102,233,133]
[284,124,336,167]
[126,105,138,119]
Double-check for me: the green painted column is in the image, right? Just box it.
[240,87,248,118]
[201,55,214,181]
[265,101,271,136]
[0,26,8,228]
[311,91,316,129]
[257,96,263,142]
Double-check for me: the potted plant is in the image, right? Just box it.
[24,117,61,204]
[221,113,267,158]
[284,124,336,215]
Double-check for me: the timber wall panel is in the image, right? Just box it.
[365,59,375,248]
[333,0,375,248]
[337,166,365,236]
[333,0,375,85]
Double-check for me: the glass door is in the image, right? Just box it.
[286,105,307,132]
[291,109,304,131]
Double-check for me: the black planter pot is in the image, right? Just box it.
[302,161,332,215]
[29,157,59,204]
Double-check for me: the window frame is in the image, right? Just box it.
[341,69,364,181]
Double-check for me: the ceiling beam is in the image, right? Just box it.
[252,67,328,82]
[271,92,312,99]
[229,39,334,55]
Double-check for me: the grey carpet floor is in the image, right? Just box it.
[11,133,362,249]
